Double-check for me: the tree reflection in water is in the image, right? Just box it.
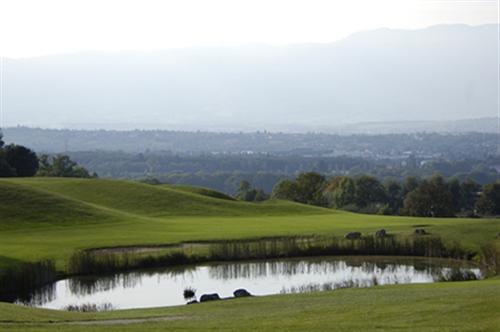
[15,256,482,310]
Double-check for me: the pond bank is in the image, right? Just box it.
[1,234,498,307]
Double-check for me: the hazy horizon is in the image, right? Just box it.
[0,1,498,133]
[1,24,498,131]
[0,0,498,58]
[0,22,495,60]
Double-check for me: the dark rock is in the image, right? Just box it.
[414,228,427,235]
[200,293,221,302]
[375,229,387,238]
[187,300,198,305]
[233,289,252,298]
[345,232,362,240]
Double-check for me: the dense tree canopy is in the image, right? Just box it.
[271,172,327,206]
[235,180,268,202]
[353,175,387,209]
[476,182,500,216]
[402,175,454,217]
[0,133,16,177]
[271,179,299,201]
[294,172,327,206]
[327,176,356,209]
[38,154,93,178]
[272,172,490,217]
[2,144,39,177]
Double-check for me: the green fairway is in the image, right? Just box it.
[0,177,499,330]
[0,178,498,268]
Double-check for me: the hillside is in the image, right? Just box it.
[167,184,236,201]
[0,178,327,220]
[0,181,117,227]
[0,177,498,268]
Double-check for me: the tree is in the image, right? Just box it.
[0,157,16,177]
[0,132,16,177]
[236,180,252,200]
[254,188,269,202]
[402,176,419,195]
[37,154,52,176]
[37,154,92,178]
[476,182,500,216]
[3,144,39,177]
[403,175,454,217]
[384,179,403,214]
[447,177,462,213]
[271,179,299,201]
[236,180,269,202]
[329,176,356,208]
[460,179,481,211]
[354,175,387,208]
[294,172,327,206]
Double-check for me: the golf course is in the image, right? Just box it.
[1,177,499,331]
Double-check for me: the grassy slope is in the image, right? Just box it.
[1,279,499,331]
[0,177,499,330]
[167,184,236,201]
[0,177,498,268]
[5,178,326,217]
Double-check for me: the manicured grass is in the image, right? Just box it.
[167,184,236,201]
[0,177,499,331]
[0,177,498,270]
[0,279,499,331]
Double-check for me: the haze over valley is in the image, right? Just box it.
[3,24,498,131]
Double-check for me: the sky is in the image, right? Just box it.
[0,0,498,58]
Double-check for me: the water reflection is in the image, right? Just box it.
[12,256,482,310]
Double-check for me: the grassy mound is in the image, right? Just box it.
[0,181,115,228]
[167,184,236,201]
[0,177,497,271]
[2,178,327,218]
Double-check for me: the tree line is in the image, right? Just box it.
[271,172,500,217]
[0,133,94,178]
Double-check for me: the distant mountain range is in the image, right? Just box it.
[1,24,498,131]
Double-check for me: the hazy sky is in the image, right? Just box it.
[0,0,498,58]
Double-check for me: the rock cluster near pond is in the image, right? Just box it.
[233,289,252,298]
[200,293,221,302]
[195,289,252,304]
[414,228,428,235]
[345,232,362,240]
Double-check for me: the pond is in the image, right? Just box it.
[13,256,482,310]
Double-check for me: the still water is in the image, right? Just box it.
[18,256,482,310]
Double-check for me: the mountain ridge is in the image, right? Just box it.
[1,24,497,130]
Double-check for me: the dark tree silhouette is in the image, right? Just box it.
[3,144,39,177]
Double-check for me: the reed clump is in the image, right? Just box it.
[67,250,198,275]
[64,302,114,312]
[208,235,471,261]
[67,235,474,276]
[0,260,56,298]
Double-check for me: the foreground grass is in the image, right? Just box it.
[0,279,499,331]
